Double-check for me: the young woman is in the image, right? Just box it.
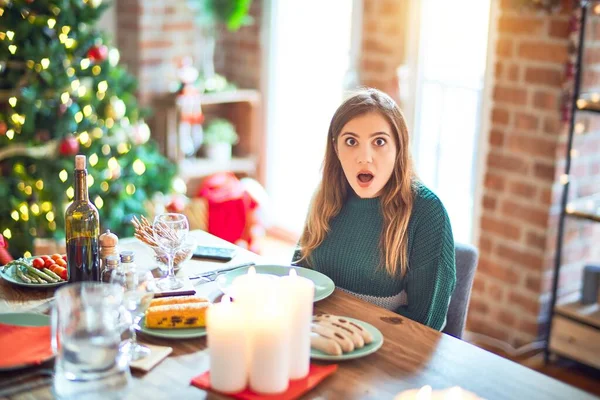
[293,88,456,330]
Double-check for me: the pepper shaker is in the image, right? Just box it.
[99,229,119,280]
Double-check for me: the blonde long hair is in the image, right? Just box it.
[298,88,416,277]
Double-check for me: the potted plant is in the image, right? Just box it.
[202,118,239,162]
[187,0,254,91]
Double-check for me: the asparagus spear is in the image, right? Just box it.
[43,268,62,281]
[16,268,32,283]
[20,262,57,283]
[25,272,44,283]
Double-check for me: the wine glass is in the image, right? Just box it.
[110,266,157,361]
[153,213,189,290]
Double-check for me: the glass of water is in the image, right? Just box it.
[52,282,130,400]
[111,265,157,361]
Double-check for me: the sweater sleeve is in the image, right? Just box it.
[394,197,456,330]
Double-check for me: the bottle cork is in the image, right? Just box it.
[75,155,86,170]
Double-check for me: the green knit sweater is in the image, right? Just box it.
[292,184,456,330]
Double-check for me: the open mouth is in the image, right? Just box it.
[357,172,374,187]
[358,173,374,183]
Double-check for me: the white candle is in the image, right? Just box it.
[280,268,314,380]
[230,267,280,373]
[248,297,290,394]
[394,385,480,400]
[206,297,248,393]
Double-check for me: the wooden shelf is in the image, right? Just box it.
[156,90,260,107]
[152,88,264,186]
[178,157,258,182]
[565,194,600,223]
[198,90,260,105]
[555,301,600,329]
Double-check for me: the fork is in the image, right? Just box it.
[192,273,220,285]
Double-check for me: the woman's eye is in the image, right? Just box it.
[345,137,357,146]
[374,137,387,146]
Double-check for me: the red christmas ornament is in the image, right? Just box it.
[0,234,13,265]
[58,103,68,116]
[0,121,6,136]
[59,136,80,156]
[87,45,108,63]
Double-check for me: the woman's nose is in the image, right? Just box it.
[357,145,373,164]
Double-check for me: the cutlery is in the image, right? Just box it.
[188,261,256,280]
[0,368,53,397]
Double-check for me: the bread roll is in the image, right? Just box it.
[318,320,364,348]
[311,322,354,352]
[310,332,342,356]
[315,314,373,344]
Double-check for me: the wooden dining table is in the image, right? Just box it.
[0,230,597,400]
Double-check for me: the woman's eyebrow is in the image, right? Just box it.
[340,131,391,138]
[370,131,391,138]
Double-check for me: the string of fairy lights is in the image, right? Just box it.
[0,0,154,254]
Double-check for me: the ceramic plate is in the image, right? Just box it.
[310,317,384,361]
[137,316,207,339]
[220,265,335,302]
[0,312,54,371]
[0,258,66,289]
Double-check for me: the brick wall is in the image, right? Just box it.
[116,0,199,106]
[115,0,262,105]
[215,1,263,89]
[360,0,408,103]
[468,0,600,347]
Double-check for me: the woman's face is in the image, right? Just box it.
[336,112,397,199]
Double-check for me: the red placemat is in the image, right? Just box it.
[191,363,338,399]
[0,323,53,368]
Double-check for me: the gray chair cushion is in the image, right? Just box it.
[443,243,479,339]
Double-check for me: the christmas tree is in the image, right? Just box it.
[0,0,176,257]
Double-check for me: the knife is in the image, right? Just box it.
[188,261,256,280]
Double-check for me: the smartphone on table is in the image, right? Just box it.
[192,246,237,262]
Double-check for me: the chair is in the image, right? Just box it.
[442,243,479,339]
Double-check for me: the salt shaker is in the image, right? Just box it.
[102,255,120,283]
[120,251,136,271]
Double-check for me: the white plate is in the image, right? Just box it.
[0,258,66,289]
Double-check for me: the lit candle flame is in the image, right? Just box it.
[416,385,432,400]
[248,266,256,276]
[289,268,297,277]
[222,296,231,304]
[444,387,463,400]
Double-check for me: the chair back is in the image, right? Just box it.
[443,243,479,339]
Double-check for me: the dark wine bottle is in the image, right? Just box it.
[65,155,100,282]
